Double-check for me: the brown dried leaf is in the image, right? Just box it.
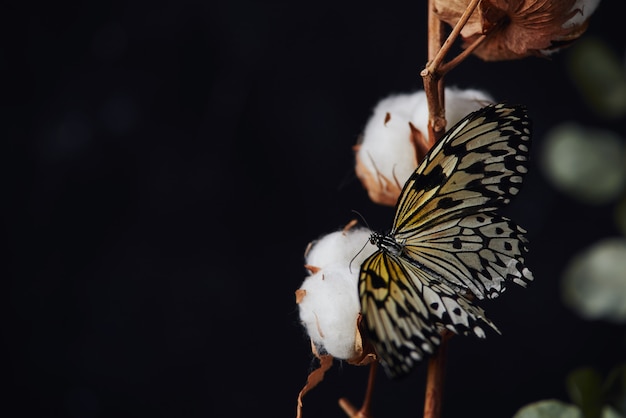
[434,0,590,61]
[354,147,403,207]
[304,264,320,274]
[303,241,313,258]
[342,219,359,233]
[409,121,430,164]
[434,0,484,38]
[296,344,334,418]
[295,288,306,304]
[347,313,378,367]
[384,112,391,126]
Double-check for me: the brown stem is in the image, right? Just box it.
[438,34,487,75]
[360,361,377,414]
[427,0,445,64]
[425,0,481,76]
[423,1,446,144]
[422,0,482,141]
[423,331,453,418]
[338,362,378,418]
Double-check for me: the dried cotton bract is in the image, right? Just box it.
[297,224,377,361]
[434,0,601,61]
[354,87,493,206]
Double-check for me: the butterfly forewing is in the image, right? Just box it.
[358,103,534,379]
[392,104,531,235]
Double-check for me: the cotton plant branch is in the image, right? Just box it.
[421,1,482,418]
[421,0,483,143]
[338,362,378,418]
[423,330,454,418]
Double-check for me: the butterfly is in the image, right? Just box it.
[358,103,534,379]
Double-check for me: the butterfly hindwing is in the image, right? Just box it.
[359,249,498,379]
[400,213,534,299]
[359,250,440,377]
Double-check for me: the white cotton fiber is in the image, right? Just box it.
[298,264,362,359]
[306,226,375,269]
[298,226,377,360]
[359,91,427,188]
[357,87,494,188]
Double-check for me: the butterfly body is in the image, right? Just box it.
[359,103,533,379]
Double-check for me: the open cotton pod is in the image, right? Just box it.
[297,223,377,362]
[295,222,378,417]
[433,0,601,61]
[354,87,493,206]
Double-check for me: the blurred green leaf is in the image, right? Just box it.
[561,238,626,322]
[604,364,626,415]
[568,36,626,118]
[513,400,583,418]
[540,123,626,205]
[567,367,604,418]
[602,406,625,418]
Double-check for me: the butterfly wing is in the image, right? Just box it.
[359,248,498,379]
[392,103,533,299]
[359,250,439,378]
[358,103,533,378]
[392,103,531,234]
[401,213,533,299]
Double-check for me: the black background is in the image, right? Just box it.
[5,1,626,418]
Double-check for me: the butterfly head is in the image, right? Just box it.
[369,231,403,256]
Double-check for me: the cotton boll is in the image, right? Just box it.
[355,87,493,205]
[298,225,377,360]
[357,92,427,191]
[298,264,362,359]
[305,226,374,270]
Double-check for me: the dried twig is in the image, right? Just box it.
[338,362,378,418]
[423,331,454,418]
[421,0,482,140]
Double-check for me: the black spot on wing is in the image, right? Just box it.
[411,164,447,192]
[395,303,409,318]
[437,197,462,209]
[367,270,388,289]
[464,160,486,174]
[490,148,508,157]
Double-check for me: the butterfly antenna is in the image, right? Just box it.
[348,210,373,274]
[349,238,371,275]
[350,209,370,230]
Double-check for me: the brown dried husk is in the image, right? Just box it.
[354,145,405,207]
[295,315,377,418]
[434,0,589,61]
